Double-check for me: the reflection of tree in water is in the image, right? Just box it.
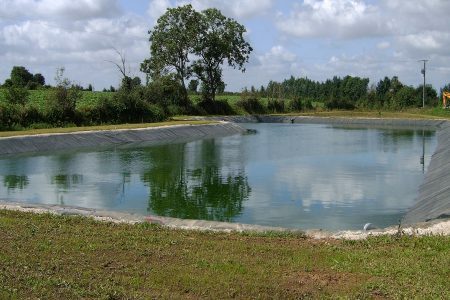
[379,129,435,152]
[51,174,83,190]
[140,140,250,221]
[3,175,29,190]
[381,129,434,142]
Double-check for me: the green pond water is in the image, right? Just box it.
[0,123,437,230]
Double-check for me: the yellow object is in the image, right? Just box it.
[443,91,450,108]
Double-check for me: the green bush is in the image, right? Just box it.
[27,123,54,130]
[22,104,45,126]
[113,87,167,123]
[236,97,265,114]
[196,99,235,115]
[324,97,355,110]
[267,99,285,113]
[0,102,24,130]
[79,95,123,125]
[147,103,166,122]
[45,86,81,125]
[4,86,29,105]
[287,97,302,112]
[303,98,313,110]
[166,104,187,116]
[144,75,187,107]
[391,86,416,109]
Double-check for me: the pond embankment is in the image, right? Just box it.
[402,120,450,225]
[205,115,445,128]
[0,122,244,155]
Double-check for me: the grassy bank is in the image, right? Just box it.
[286,108,450,120]
[0,120,215,138]
[2,109,448,138]
[0,210,448,299]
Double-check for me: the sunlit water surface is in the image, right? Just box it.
[0,123,437,230]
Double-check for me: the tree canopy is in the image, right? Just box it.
[142,4,200,104]
[4,66,46,89]
[192,8,252,101]
[142,5,252,103]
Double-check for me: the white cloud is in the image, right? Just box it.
[147,0,274,22]
[0,10,149,88]
[200,0,273,19]
[0,0,121,20]
[147,0,172,21]
[377,41,390,50]
[269,0,450,89]
[276,0,383,39]
[398,31,450,56]
[258,46,296,65]
[1,17,148,55]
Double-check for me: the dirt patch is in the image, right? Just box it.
[282,270,369,297]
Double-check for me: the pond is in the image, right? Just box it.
[0,123,437,231]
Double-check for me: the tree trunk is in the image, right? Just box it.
[180,78,189,107]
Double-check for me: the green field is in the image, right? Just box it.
[0,209,448,299]
[0,89,114,112]
[3,88,450,125]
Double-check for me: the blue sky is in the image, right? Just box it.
[1,0,449,91]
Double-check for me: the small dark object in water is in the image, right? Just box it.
[290,118,295,124]
[245,129,258,135]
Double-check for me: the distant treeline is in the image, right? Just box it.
[1,65,450,131]
[254,75,448,110]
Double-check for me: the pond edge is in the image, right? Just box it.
[1,116,449,236]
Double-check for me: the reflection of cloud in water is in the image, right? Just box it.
[0,123,438,230]
[239,126,435,229]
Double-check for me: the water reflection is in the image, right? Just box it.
[3,175,29,190]
[420,129,426,173]
[51,174,83,190]
[0,123,437,230]
[140,140,250,221]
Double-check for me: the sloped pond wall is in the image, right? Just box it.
[0,122,245,155]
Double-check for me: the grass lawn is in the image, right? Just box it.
[0,210,448,299]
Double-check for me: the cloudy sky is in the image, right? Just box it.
[1,0,449,91]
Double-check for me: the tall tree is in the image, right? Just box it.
[143,5,201,105]
[193,8,252,101]
[10,66,33,87]
[33,73,45,86]
[416,84,438,107]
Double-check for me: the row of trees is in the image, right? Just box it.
[252,75,444,110]
[1,70,449,131]
[0,68,169,130]
[1,66,100,92]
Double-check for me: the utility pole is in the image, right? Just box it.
[419,59,428,108]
